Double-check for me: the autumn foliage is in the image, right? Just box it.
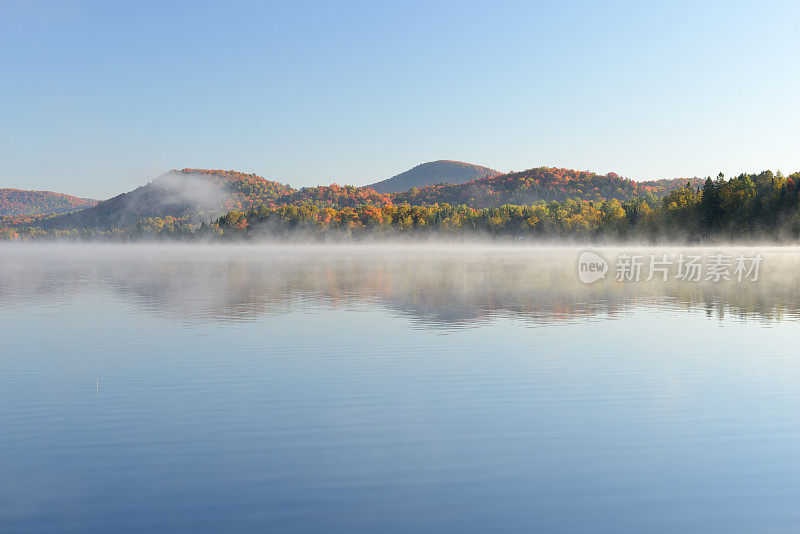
[275,184,393,208]
[0,188,97,217]
[392,168,704,208]
[5,166,797,242]
[175,169,295,210]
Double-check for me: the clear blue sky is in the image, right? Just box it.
[1,0,798,199]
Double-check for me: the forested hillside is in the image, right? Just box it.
[37,169,294,230]
[212,170,800,241]
[392,168,704,208]
[275,184,393,208]
[0,188,97,217]
[8,165,787,242]
[368,160,501,193]
[267,168,702,211]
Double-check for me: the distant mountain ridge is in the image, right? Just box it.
[38,169,293,230]
[367,160,501,193]
[4,165,707,233]
[247,167,702,211]
[0,188,97,217]
[393,168,704,208]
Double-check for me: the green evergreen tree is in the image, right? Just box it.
[700,177,722,234]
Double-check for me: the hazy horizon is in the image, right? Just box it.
[1,160,794,202]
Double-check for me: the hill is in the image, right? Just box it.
[0,188,97,217]
[367,160,501,193]
[38,169,294,230]
[277,170,703,210]
[392,167,704,208]
[8,166,706,234]
[276,184,393,208]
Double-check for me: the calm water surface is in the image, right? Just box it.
[2,244,800,533]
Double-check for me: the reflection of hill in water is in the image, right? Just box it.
[2,245,800,327]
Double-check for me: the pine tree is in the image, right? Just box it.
[700,177,722,234]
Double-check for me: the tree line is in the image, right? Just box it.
[3,170,799,242]
[217,170,800,241]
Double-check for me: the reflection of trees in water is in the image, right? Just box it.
[2,247,800,327]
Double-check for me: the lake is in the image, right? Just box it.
[2,244,800,533]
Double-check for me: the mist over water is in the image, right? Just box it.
[2,243,799,326]
[3,243,800,532]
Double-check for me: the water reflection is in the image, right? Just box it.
[2,244,800,327]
